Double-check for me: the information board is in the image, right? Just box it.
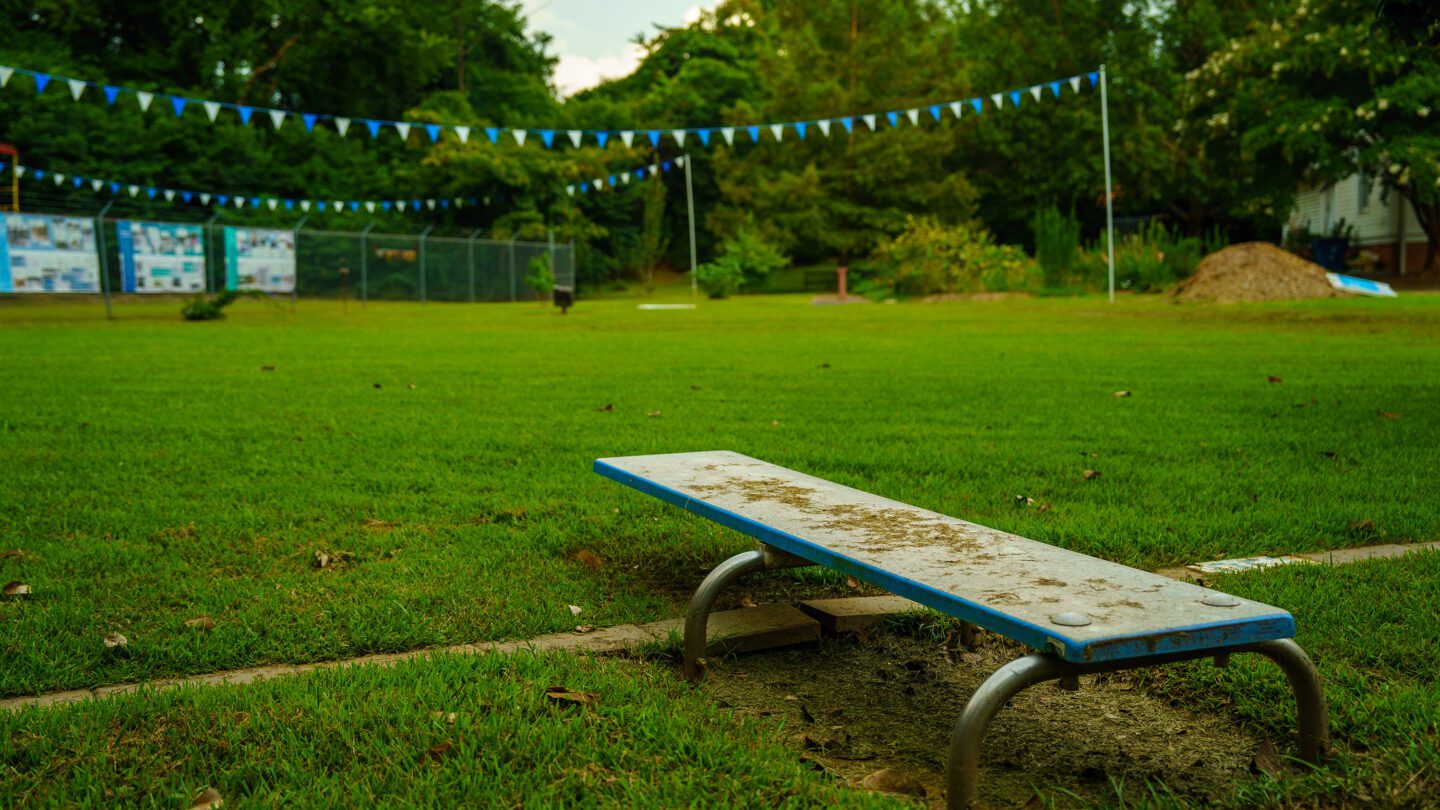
[118,221,207,293]
[224,227,296,293]
[0,214,102,293]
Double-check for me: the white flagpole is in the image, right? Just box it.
[1100,64,1116,304]
[684,152,698,298]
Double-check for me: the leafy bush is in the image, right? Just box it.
[1032,206,1081,287]
[872,216,1038,296]
[718,221,788,291]
[180,289,241,321]
[525,253,555,299]
[1079,220,1215,292]
[695,256,746,298]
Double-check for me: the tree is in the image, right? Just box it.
[1180,0,1440,271]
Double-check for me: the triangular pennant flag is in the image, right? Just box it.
[567,130,582,148]
[422,199,433,210]
[452,198,462,208]
[747,125,761,142]
[1030,86,1042,102]
[127,185,139,197]
[620,172,630,184]
[721,127,736,145]
[182,191,193,203]
[171,96,187,117]
[217,194,229,206]
[817,120,831,137]
[425,124,441,143]
[1010,90,1021,107]
[234,196,245,208]
[52,172,65,185]
[1088,71,1100,86]
[91,179,106,192]
[350,201,360,212]
[648,165,659,178]
[365,201,376,213]
[841,117,854,133]
[971,98,984,114]
[862,114,876,130]
[672,129,687,146]
[886,111,899,127]
[164,189,175,202]
[303,113,318,131]
[136,91,153,111]
[73,176,83,188]
[929,105,942,122]
[269,109,286,129]
[697,129,712,146]
[647,130,661,147]
[540,130,555,148]
[609,174,618,186]
[991,93,1004,109]
[661,160,672,171]
[512,129,527,146]
[949,101,962,118]
[1049,81,1062,98]
[769,123,784,141]
[594,177,605,190]
[238,106,255,125]
[394,122,410,141]
[485,127,499,143]
[906,108,920,125]
[32,169,42,180]
[284,199,294,210]
[409,200,420,211]
[365,120,381,138]
[103,85,120,104]
[566,185,575,196]
[675,156,685,168]
[300,200,310,211]
[67,79,86,100]
[1070,76,1082,93]
[200,193,211,205]
[110,181,121,194]
[317,202,327,212]
[380,201,391,212]
[268,199,279,211]
[333,200,343,211]
[794,123,807,140]
[204,101,221,122]
[146,187,157,200]
[0,67,12,87]
[619,131,635,148]
[33,73,50,93]
[578,182,589,193]
[456,126,470,143]
[335,117,351,136]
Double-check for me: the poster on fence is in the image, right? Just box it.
[0,214,102,293]
[223,227,295,293]
[117,221,207,293]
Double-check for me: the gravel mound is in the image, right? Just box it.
[1171,242,1339,302]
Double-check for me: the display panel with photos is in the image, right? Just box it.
[0,214,103,293]
[224,227,296,293]
[118,221,207,293]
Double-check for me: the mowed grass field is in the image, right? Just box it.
[2,292,1439,807]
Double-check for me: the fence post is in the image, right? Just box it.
[508,235,518,302]
[95,201,114,320]
[547,228,556,290]
[569,239,576,292]
[467,228,483,303]
[291,216,308,313]
[360,221,375,305]
[418,224,433,304]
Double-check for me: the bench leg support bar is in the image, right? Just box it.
[683,546,815,681]
[946,642,1328,809]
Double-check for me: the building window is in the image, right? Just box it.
[1357,171,1374,214]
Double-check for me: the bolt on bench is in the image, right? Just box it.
[596,451,1327,809]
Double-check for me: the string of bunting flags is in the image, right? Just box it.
[0,62,1100,149]
[0,155,685,215]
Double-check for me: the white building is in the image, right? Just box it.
[1285,173,1430,274]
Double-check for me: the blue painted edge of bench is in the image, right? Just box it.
[594,459,1296,664]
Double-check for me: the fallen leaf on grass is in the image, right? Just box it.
[573,625,596,634]
[407,384,416,389]
[3,581,30,597]
[858,768,927,797]
[1267,376,1283,384]
[430,711,458,724]
[1083,469,1102,480]
[104,632,128,649]
[372,383,383,389]
[1113,390,1131,398]
[544,686,598,708]
[738,594,758,608]
[260,365,275,372]
[597,403,614,412]
[0,549,23,559]
[568,604,583,617]
[845,576,861,590]
[1378,411,1402,420]
[426,740,456,761]
[1250,739,1283,777]
[189,787,224,809]
[313,551,332,569]
[646,410,662,418]
[574,550,602,570]
[184,616,215,631]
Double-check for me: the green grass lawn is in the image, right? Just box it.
[2,292,1438,806]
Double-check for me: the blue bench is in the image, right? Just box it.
[596,451,1328,808]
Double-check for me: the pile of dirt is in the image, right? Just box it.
[1171,242,1340,303]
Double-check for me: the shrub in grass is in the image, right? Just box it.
[719,219,788,291]
[695,255,745,298]
[1080,220,1220,292]
[525,253,555,301]
[180,289,241,321]
[873,215,1037,296]
[1032,206,1081,287]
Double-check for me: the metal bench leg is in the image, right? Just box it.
[947,654,1066,809]
[1251,639,1329,764]
[682,545,814,682]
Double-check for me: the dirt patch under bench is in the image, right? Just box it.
[704,629,1267,808]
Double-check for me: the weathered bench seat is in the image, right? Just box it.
[596,450,1327,808]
